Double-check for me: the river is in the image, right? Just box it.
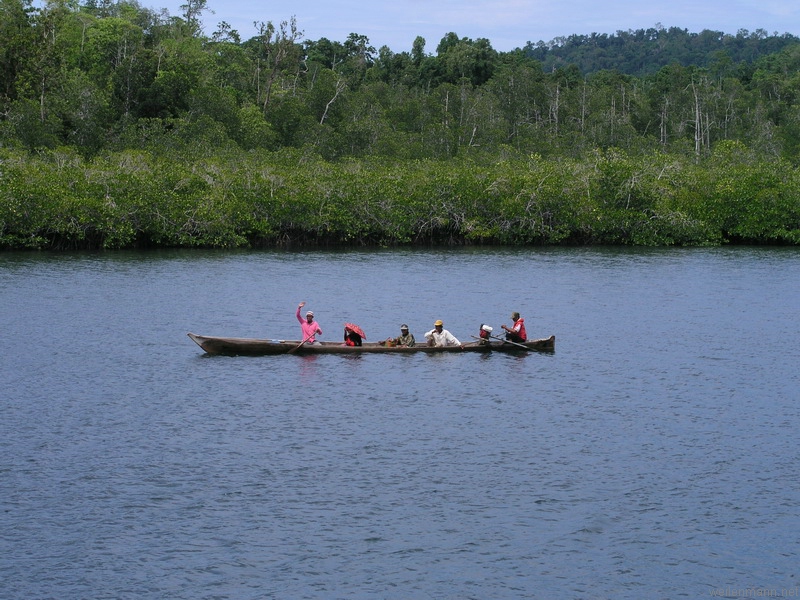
[1,247,799,599]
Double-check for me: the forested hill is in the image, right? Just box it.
[523,26,800,76]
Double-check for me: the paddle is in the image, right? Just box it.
[488,333,530,350]
[288,332,316,354]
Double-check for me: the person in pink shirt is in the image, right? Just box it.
[296,301,322,343]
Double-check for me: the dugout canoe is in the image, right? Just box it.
[187,332,555,356]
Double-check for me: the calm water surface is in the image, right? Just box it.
[1,247,799,599]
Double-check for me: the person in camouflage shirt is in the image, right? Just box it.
[395,324,416,347]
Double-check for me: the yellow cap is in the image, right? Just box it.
[434,319,443,326]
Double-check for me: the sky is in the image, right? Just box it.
[151,0,800,52]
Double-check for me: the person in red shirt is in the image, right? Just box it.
[343,325,363,346]
[501,312,527,343]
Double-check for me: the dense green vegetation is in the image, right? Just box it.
[1,0,800,249]
[525,26,800,77]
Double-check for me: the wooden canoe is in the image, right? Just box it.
[187,332,555,356]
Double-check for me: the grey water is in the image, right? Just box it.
[1,247,799,600]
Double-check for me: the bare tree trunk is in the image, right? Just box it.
[320,78,346,124]
[693,82,702,156]
[550,84,560,136]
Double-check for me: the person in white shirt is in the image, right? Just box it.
[424,319,463,348]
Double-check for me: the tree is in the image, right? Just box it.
[250,16,303,113]
[0,0,36,105]
[21,0,84,139]
[343,33,375,73]
[411,36,425,65]
[179,0,210,35]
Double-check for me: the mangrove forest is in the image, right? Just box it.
[1,0,800,249]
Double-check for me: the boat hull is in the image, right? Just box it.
[187,333,555,356]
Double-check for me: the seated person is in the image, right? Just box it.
[395,324,416,347]
[501,312,527,343]
[344,325,363,346]
[424,320,462,348]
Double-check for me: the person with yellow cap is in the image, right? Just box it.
[424,319,462,348]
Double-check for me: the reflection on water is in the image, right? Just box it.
[1,247,799,599]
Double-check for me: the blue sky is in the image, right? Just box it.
[152,0,800,52]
